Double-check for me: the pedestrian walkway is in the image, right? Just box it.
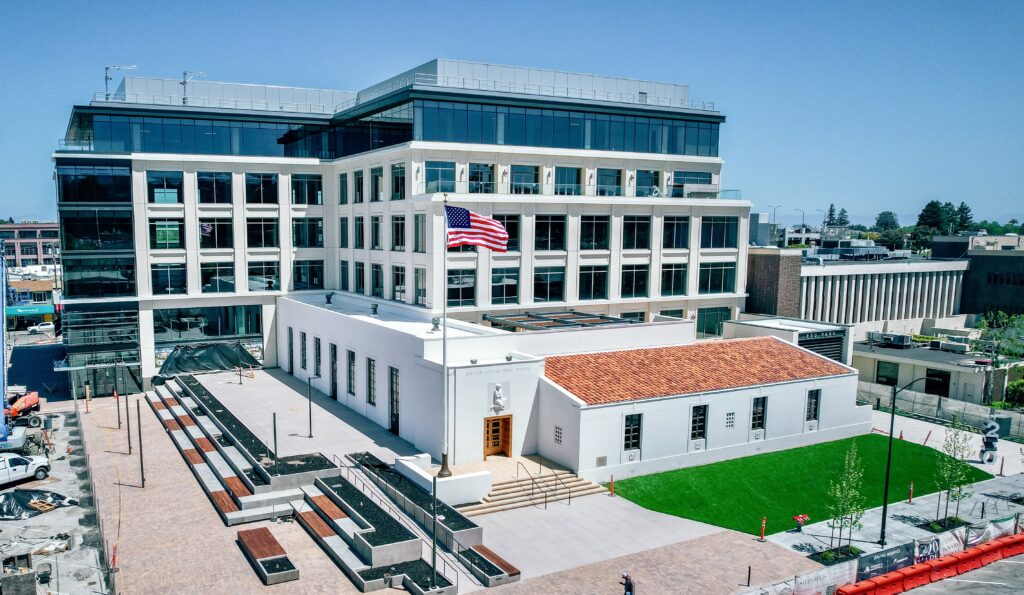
[770,473,1024,556]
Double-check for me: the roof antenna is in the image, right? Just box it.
[181,71,207,105]
[104,65,136,99]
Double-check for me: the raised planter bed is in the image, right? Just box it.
[809,545,863,566]
[358,560,452,591]
[319,476,415,547]
[917,517,970,534]
[237,528,299,585]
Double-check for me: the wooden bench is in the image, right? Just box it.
[311,495,347,520]
[238,528,298,585]
[473,544,521,578]
[209,490,239,514]
[194,437,216,452]
[182,449,204,465]
[298,510,336,539]
[224,476,252,498]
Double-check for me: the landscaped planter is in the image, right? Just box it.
[358,561,454,594]
[917,517,970,534]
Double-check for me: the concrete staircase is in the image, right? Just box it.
[457,470,605,516]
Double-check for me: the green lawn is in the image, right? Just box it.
[613,434,992,536]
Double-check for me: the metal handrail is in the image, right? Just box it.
[537,455,573,506]
[515,461,549,509]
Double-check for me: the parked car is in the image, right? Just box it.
[27,322,54,334]
[0,453,49,486]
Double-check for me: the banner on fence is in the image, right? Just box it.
[793,560,857,595]
[742,579,794,595]
[914,536,941,564]
[856,543,914,582]
[938,526,967,556]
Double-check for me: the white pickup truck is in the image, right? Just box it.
[0,453,50,486]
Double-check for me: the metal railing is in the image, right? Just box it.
[337,73,716,114]
[71,410,115,593]
[91,92,336,115]
[515,461,551,509]
[417,180,737,199]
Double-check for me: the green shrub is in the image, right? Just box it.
[1006,379,1024,405]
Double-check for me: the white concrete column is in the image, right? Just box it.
[800,277,808,318]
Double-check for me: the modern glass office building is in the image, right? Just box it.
[54,59,749,396]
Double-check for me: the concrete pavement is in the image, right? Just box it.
[912,553,1024,593]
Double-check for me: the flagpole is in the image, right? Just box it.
[438,193,452,477]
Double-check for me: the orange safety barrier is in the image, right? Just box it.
[975,540,1004,565]
[871,571,906,595]
[925,555,960,582]
[996,533,1024,557]
[896,563,932,590]
[836,579,877,595]
[952,549,983,574]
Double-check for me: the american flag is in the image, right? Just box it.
[445,205,508,252]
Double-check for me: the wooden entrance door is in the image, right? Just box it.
[484,416,512,458]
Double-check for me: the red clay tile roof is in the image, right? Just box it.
[544,336,852,405]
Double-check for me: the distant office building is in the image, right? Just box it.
[746,247,968,335]
[5,278,56,329]
[0,222,60,267]
[932,234,1024,315]
[749,212,773,246]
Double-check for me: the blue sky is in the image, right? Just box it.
[1,0,1021,226]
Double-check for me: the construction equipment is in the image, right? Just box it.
[5,389,42,428]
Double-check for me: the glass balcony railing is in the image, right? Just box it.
[415,180,739,199]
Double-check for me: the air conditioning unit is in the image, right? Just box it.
[752,430,764,441]
[929,340,943,350]
[627,451,637,461]
[867,331,884,343]
[943,342,968,354]
[691,439,705,451]
[881,333,913,348]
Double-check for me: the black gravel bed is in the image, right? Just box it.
[243,468,269,486]
[349,452,478,533]
[460,547,503,577]
[320,476,415,547]
[358,559,452,589]
[270,453,336,475]
[259,556,296,574]
[215,435,232,447]
[178,375,274,460]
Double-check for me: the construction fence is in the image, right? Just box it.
[744,513,1022,595]
[857,381,1024,440]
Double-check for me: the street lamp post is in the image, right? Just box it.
[307,375,320,439]
[769,204,783,225]
[878,377,930,545]
[794,208,806,231]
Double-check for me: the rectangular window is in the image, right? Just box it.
[701,216,739,248]
[468,163,494,193]
[300,331,307,369]
[696,306,731,338]
[366,358,377,405]
[147,171,184,204]
[413,214,426,252]
[491,267,519,304]
[622,216,651,250]
[661,263,688,296]
[339,217,349,249]
[663,216,690,249]
[925,368,952,397]
[534,266,565,302]
[292,218,324,248]
[806,389,821,422]
[691,405,708,440]
[698,262,736,294]
[346,350,356,395]
[392,266,406,301]
[391,163,406,200]
[389,366,400,420]
[391,216,405,251]
[246,218,279,248]
[151,263,187,295]
[354,262,366,293]
[493,214,519,252]
[876,361,899,387]
[751,397,767,431]
[726,412,735,429]
[339,173,348,204]
[370,167,383,202]
[620,311,645,322]
[535,215,566,251]
[314,337,322,377]
[247,262,280,291]
[149,219,184,250]
[293,260,324,290]
[57,162,131,203]
[354,216,365,249]
[621,264,649,298]
[353,170,364,203]
[415,268,426,306]
[200,262,235,293]
[578,266,608,300]
[371,264,384,297]
[197,172,232,204]
[245,173,278,204]
[554,425,563,445]
[580,215,610,250]
[596,168,622,196]
[623,413,642,451]
[199,219,232,249]
[447,269,476,306]
[370,216,381,250]
[510,165,540,194]
[339,260,350,292]
[62,256,136,298]
[672,171,713,196]
[291,174,323,205]
[425,161,455,192]
[635,170,660,197]
[554,167,581,195]
[20,244,38,256]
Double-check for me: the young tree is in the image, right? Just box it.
[875,211,900,231]
[826,443,866,552]
[826,203,838,226]
[978,312,1024,359]
[917,200,947,230]
[956,202,974,231]
[935,415,974,524]
[878,229,906,250]
[836,208,850,226]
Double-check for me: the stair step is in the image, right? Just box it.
[462,486,607,516]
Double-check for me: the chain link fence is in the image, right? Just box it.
[858,381,1024,441]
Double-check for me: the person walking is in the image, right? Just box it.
[620,571,635,595]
